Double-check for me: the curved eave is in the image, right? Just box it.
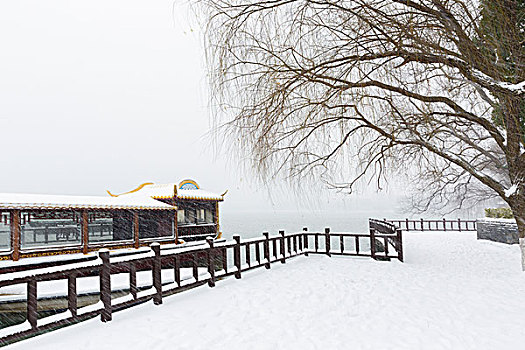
[151,196,174,200]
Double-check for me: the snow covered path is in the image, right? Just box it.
[8,232,525,349]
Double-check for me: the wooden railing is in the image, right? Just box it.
[0,221,402,345]
[369,219,404,262]
[384,218,477,232]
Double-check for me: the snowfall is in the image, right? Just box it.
[7,232,525,350]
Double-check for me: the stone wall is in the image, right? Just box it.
[476,219,519,244]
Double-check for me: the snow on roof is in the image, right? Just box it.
[178,188,224,201]
[112,182,224,201]
[0,193,175,210]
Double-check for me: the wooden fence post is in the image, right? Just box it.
[221,247,228,274]
[279,230,286,263]
[12,210,20,261]
[173,256,181,287]
[272,235,277,260]
[420,218,424,231]
[151,243,162,305]
[263,232,271,269]
[233,235,242,279]
[396,229,404,262]
[82,210,88,255]
[303,227,309,256]
[130,262,138,299]
[245,243,251,267]
[405,218,409,231]
[133,212,140,249]
[255,241,261,265]
[68,274,77,318]
[370,229,376,260]
[99,249,112,322]
[443,218,447,231]
[458,218,462,232]
[192,253,199,282]
[27,280,37,330]
[207,237,215,287]
[325,228,331,257]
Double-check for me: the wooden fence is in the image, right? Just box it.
[0,220,403,345]
[385,218,476,232]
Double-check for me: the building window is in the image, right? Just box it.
[177,209,185,224]
[205,209,214,224]
[184,209,196,225]
[88,211,114,243]
[177,203,215,226]
[0,212,10,251]
[88,210,133,243]
[197,209,206,223]
[20,210,82,249]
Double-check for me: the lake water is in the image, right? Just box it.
[219,209,398,240]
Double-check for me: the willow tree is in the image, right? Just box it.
[197,0,525,268]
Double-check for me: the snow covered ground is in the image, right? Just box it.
[7,232,525,349]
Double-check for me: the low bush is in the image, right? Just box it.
[484,207,514,219]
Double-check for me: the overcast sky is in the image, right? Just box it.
[0,0,409,215]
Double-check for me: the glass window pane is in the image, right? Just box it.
[21,211,81,249]
[177,209,185,224]
[89,210,133,242]
[88,211,114,243]
[197,209,206,223]
[0,212,10,251]
[205,209,214,224]
[185,209,196,224]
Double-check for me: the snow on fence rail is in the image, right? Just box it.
[0,219,403,346]
[385,218,476,232]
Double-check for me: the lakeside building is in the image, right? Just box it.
[0,180,224,261]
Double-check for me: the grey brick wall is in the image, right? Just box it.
[476,219,519,244]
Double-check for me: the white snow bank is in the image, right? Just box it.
[478,217,517,224]
[6,232,525,350]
